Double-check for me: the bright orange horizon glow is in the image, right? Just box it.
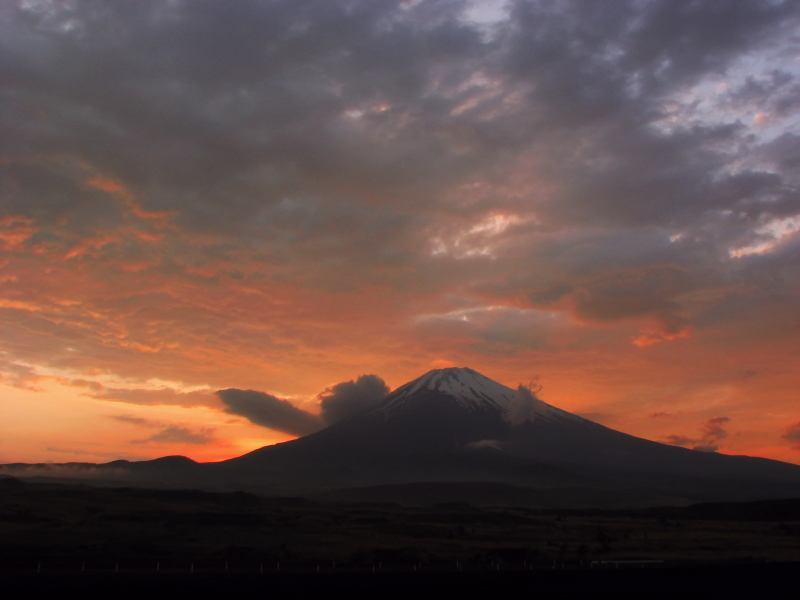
[2,0,800,469]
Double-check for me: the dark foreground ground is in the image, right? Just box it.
[3,563,799,599]
[2,477,800,597]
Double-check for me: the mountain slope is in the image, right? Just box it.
[214,367,800,503]
[5,367,800,507]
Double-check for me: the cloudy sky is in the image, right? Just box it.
[2,0,800,465]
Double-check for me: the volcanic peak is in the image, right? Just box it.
[380,367,515,413]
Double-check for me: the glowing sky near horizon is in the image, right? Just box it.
[2,0,800,465]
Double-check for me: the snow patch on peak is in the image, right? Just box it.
[376,367,585,425]
[385,367,515,412]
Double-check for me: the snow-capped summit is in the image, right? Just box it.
[373,366,582,426]
[382,367,515,413]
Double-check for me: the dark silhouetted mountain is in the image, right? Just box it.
[207,367,800,505]
[4,368,800,507]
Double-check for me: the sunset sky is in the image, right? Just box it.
[2,0,800,466]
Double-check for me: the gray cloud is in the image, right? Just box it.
[784,423,800,442]
[89,387,218,407]
[217,389,323,436]
[0,361,44,390]
[45,447,149,461]
[1,0,800,448]
[108,414,216,446]
[319,374,390,425]
[416,305,565,354]
[111,415,153,427]
[0,463,137,479]
[131,426,214,446]
[465,439,505,451]
[783,422,800,451]
[503,383,542,427]
[665,416,731,452]
[2,0,799,304]
[218,375,389,433]
[649,412,675,419]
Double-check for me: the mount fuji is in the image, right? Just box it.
[202,367,800,506]
[6,367,800,507]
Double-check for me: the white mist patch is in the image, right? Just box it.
[504,384,541,427]
[429,213,522,259]
[0,463,132,480]
[463,0,510,26]
[730,215,800,257]
[465,439,505,451]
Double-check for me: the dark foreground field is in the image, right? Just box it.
[4,563,800,599]
[2,477,800,597]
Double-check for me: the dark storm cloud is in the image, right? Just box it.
[493,0,800,261]
[3,0,800,291]
[0,0,487,227]
[762,133,800,174]
[319,374,390,425]
[534,266,694,324]
[726,69,800,119]
[217,389,323,436]
[218,375,389,433]
[2,0,800,417]
[502,0,798,131]
[665,416,731,452]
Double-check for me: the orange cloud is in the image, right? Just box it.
[0,298,42,311]
[64,234,118,260]
[431,358,456,369]
[0,215,33,227]
[0,216,35,249]
[86,177,126,195]
[632,328,691,347]
[126,204,177,222]
[753,112,771,126]
[135,230,165,243]
[86,176,176,225]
